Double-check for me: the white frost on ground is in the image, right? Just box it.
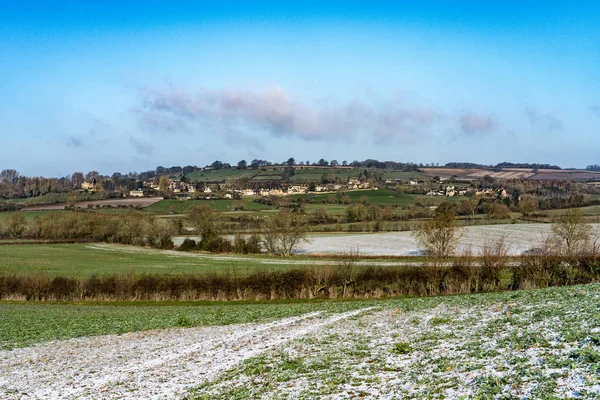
[2,287,600,399]
[174,223,600,256]
[0,309,370,400]
[297,223,600,256]
[196,287,600,399]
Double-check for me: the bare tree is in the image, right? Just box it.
[0,169,19,184]
[551,208,592,255]
[189,204,219,244]
[412,207,461,258]
[262,210,307,256]
[84,171,100,183]
[71,172,84,189]
[336,247,360,297]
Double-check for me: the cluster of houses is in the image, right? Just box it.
[426,186,510,198]
[136,179,374,199]
[79,176,377,200]
[209,181,374,199]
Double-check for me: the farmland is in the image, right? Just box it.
[299,223,600,256]
[192,284,600,399]
[0,299,367,350]
[2,222,600,279]
[0,243,330,277]
[421,167,600,182]
[21,197,163,212]
[2,284,599,398]
[143,198,275,213]
[185,166,426,184]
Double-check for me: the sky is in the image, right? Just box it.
[1,1,599,176]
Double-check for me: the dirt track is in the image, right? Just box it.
[0,309,370,399]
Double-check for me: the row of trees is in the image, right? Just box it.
[414,206,594,259]
[187,205,307,256]
[0,206,309,257]
[0,210,179,248]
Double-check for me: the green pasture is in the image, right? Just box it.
[187,169,257,182]
[0,210,58,222]
[304,204,351,216]
[0,243,301,277]
[143,199,275,214]
[293,190,420,206]
[380,170,428,180]
[289,168,358,182]
[543,205,600,216]
[0,242,430,278]
[187,167,430,185]
[3,283,598,355]
[0,300,371,350]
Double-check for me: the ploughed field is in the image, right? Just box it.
[1,284,599,399]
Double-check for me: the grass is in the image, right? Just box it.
[0,210,58,222]
[191,283,600,399]
[186,167,430,185]
[0,243,316,277]
[0,242,433,278]
[544,205,600,216]
[292,189,421,206]
[0,299,370,350]
[143,199,275,214]
[186,169,257,182]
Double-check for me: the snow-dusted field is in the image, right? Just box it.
[2,285,600,399]
[195,285,600,399]
[0,309,368,399]
[299,223,600,256]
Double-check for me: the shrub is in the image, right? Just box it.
[178,238,198,251]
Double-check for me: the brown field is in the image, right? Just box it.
[22,197,163,211]
[421,167,600,181]
[420,168,481,177]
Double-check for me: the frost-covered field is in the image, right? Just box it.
[2,285,600,399]
[299,223,600,256]
[193,284,600,399]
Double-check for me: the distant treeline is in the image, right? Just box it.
[2,251,599,301]
[443,162,562,170]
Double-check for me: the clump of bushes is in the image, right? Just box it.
[3,252,600,301]
[176,234,262,254]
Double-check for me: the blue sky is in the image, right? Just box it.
[1,1,599,176]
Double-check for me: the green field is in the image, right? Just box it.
[0,243,313,277]
[380,170,428,180]
[143,199,275,214]
[191,284,600,399]
[303,203,352,216]
[289,168,358,182]
[186,167,429,185]
[293,189,421,206]
[0,242,429,278]
[543,205,600,216]
[0,210,57,222]
[186,169,257,182]
[0,299,370,350]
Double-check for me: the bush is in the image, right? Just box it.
[2,253,600,301]
[178,238,198,251]
[202,236,234,253]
